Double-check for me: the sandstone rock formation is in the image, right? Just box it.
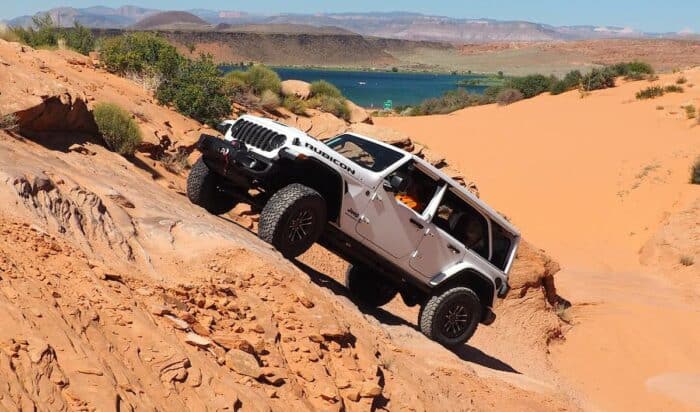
[0,40,573,410]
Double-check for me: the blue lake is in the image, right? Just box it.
[222,66,487,108]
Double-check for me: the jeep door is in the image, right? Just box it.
[409,187,491,278]
[355,159,441,259]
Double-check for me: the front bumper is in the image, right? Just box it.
[197,134,275,181]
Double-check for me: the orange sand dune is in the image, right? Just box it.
[376,70,700,411]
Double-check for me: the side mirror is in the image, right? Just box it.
[216,122,231,136]
[388,175,405,192]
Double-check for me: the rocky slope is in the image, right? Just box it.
[0,40,574,410]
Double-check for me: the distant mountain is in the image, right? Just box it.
[7,6,687,42]
[8,6,157,29]
[130,11,209,30]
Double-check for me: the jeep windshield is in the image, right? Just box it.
[325,134,404,172]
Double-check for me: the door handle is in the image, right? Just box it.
[447,244,460,254]
[409,218,424,229]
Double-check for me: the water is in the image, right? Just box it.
[222,66,488,108]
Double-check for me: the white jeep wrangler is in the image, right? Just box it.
[187,115,520,347]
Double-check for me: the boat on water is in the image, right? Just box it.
[358,81,366,85]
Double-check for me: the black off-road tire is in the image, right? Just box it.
[187,158,237,215]
[258,183,326,258]
[419,287,482,348]
[345,265,398,307]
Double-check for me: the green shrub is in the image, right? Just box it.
[685,105,697,119]
[63,22,94,55]
[222,70,250,97]
[505,74,553,98]
[100,32,183,80]
[550,70,582,95]
[309,80,343,98]
[282,96,307,115]
[308,95,350,120]
[636,86,664,99]
[93,103,142,156]
[610,61,654,76]
[624,72,648,81]
[496,88,523,105]
[676,76,687,85]
[664,85,684,93]
[412,89,481,115]
[0,25,21,42]
[260,89,281,110]
[246,65,281,94]
[156,55,230,126]
[483,85,504,102]
[11,14,58,49]
[581,67,616,91]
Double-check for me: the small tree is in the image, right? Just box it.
[63,22,95,55]
[12,13,58,48]
[93,103,142,156]
[156,55,230,126]
[100,32,182,80]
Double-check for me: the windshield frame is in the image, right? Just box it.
[325,133,406,173]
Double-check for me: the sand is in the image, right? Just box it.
[375,70,700,410]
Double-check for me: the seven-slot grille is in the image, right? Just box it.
[229,119,286,152]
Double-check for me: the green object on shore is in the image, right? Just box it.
[384,100,393,110]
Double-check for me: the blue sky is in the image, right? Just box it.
[2,1,697,33]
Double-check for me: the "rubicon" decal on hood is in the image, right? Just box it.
[304,142,356,175]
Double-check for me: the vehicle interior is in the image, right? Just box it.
[326,134,404,172]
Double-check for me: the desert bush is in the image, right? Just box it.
[260,89,281,110]
[550,70,582,95]
[412,89,482,115]
[0,24,21,42]
[676,76,687,85]
[63,22,95,55]
[93,103,142,156]
[685,105,697,119]
[100,32,183,80]
[245,65,281,95]
[222,70,250,97]
[156,55,230,126]
[0,113,19,131]
[610,61,654,77]
[482,85,504,102]
[624,72,649,81]
[309,80,343,99]
[505,74,553,98]
[282,96,307,115]
[496,88,523,105]
[11,14,57,49]
[308,94,350,120]
[222,65,281,97]
[636,86,664,100]
[664,85,684,93]
[581,67,616,91]
[692,156,700,184]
